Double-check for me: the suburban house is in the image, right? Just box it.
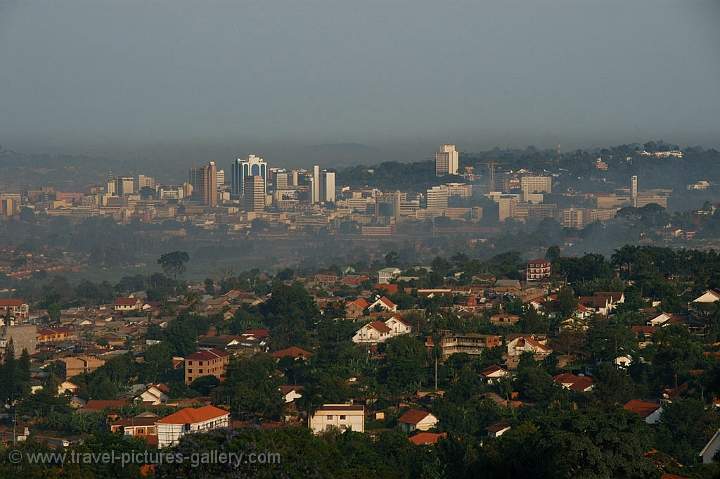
[578,292,625,316]
[184,348,230,385]
[409,432,447,446]
[0,299,29,321]
[309,404,365,434]
[693,290,720,304]
[623,399,663,424]
[109,412,159,446]
[345,298,370,318]
[278,385,303,403]
[486,421,512,438]
[377,267,401,285]
[480,365,509,384]
[699,429,720,464]
[37,327,75,343]
[352,321,391,344]
[271,346,313,361]
[506,336,552,366]
[490,313,520,327]
[434,333,502,360]
[553,373,594,392]
[135,384,170,405]
[156,405,230,448]
[113,297,143,313]
[57,380,79,396]
[398,409,438,433]
[384,315,412,335]
[367,296,397,312]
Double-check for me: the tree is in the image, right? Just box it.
[545,245,561,263]
[213,354,283,420]
[157,251,190,279]
[190,375,221,395]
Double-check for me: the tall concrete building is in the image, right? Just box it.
[426,185,449,210]
[631,175,638,208]
[320,171,336,203]
[435,144,459,176]
[275,171,289,190]
[137,175,156,190]
[312,165,321,204]
[520,176,552,195]
[189,162,218,207]
[243,175,266,212]
[216,169,225,189]
[232,154,267,197]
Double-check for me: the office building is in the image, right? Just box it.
[520,176,552,196]
[276,171,289,190]
[426,185,449,210]
[631,176,638,208]
[216,169,225,189]
[189,162,218,207]
[435,144,459,176]
[320,171,336,203]
[244,175,266,212]
[312,165,321,203]
[137,175,155,190]
[232,154,267,197]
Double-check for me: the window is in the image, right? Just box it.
[187,369,193,374]
[326,415,333,420]
[340,415,346,420]
[188,361,193,365]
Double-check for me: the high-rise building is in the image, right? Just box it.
[631,175,638,208]
[275,171,289,190]
[216,169,225,189]
[319,171,336,203]
[232,155,267,197]
[435,144,459,176]
[312,165,321,204]
[137,175,155,190]
[189,162,218,207]
[243,175,265,212]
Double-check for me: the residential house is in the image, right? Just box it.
[486,421,511,438]
[109,412,159,447]
[114,297,143,313]
[279,385,303,403]
[271,346,313,361]
[37,327,75,343]
[623,399,663,424]
[398,409,438,433]
[385,315,412,335]
[578,292,625,316]
[156,405,230,448]
[480,365,509,384]
[136,384,170,405]
[0,299,29,321]
[57,380,79,396]
[506,336,552,367]
[693,290,720,304]
[309,404,365,434]
[377,267,401,285]
[352,321,391,344]
[409,432,447,446]
[526,259,551,282]
[434,333,502,360]
[184,349,230,385]
[553,373,594,392]
[367,296,397,313]
[345,298,370,319]
[490,313,520,327]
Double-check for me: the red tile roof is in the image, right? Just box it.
[623,399,661,418]
[0,299,25,307]
[409,432,447,445]
[398,409,433,425]
[271,346,312,360]
[157,405,230,424]
[553,373,593,392]
[186,348,229,361]
[347,298,370,309]
[378,296,396,308]
[368,321,391,334]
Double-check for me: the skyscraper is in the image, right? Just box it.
[232,154,267,197]
[189,162,218,207]
[631,175,638,208]
[320,171,336,203]
[243,175,265,212]
[312,165,321,204]
[435,144,459,176]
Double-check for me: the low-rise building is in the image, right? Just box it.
[398,409,438,433]
[156,405,230,448]
[184,349,230,385]
[309,404,365,434]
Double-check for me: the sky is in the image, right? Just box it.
[1,0,719,166]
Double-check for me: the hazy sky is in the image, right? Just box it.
[1,0,719,164]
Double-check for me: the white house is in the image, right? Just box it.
[623,400,663,424]
[352,321,391,344]
[700,429,720,464]
[648,313,672,327]
[383,315,412,336]
[309,404,365,434]
[614,355,633,368]
[377,267,401,285]
[506,336,552,360]
[367,296,398,312]
[156,405,230,448]
[398,409,438,433]
[57,380,79,396]
[135,384,170,405]
[480,365,509,384]
[279,385,303,403]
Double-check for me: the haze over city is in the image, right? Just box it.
[1,0,720,166]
